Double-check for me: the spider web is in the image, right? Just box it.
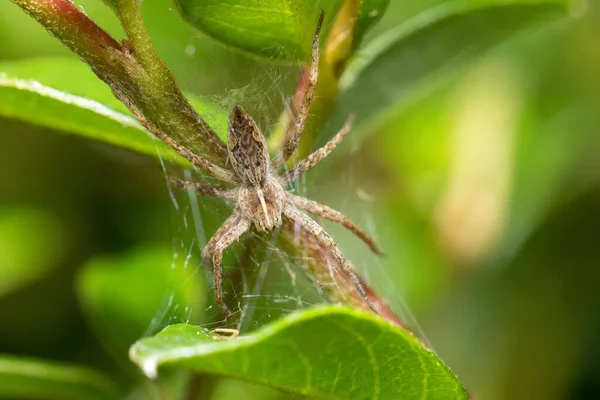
[139,25,427,345]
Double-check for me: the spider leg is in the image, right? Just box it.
[169,177,236,199]
[287,194,383,255]
[209,328,239,340]
[202,211,251,316]
[282,205,376,312]
[113,90,237,183]
[202,213,241,267]
[271,12,324,169]
[279,114,354,184]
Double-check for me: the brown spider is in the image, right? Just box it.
[121,13,382,316]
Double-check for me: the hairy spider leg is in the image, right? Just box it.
[287,193,383,255]
[203,212,251,316]
[169,177,235,198]
[282,205,377,312]
[209,328,239,340]
[272,11,324,169]
[280,114,354,184]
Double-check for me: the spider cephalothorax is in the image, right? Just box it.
[124,12,383,316]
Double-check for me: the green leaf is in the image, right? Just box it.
[354,0,391,47]
[174,0,344,62]
[77,246,205,360]
[0,57,227,165]
[0,208,64,296]
[130,306,467,399]
[322,2,566,144]
[0,355,119,400]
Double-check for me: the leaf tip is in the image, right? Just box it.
[129,346,158,379]
[142,359,158,379]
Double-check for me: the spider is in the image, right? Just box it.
[122,13,382,316]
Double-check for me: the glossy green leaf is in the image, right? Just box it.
[77,246,205,359]
[130,306,467,399]
[174,0,343,62]
[0,58,227,165]
[322,2,566,144]
[0,355,119,400]
[354,0,391,47]
[0,208,64,296]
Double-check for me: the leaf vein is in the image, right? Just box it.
[335,322,380,400]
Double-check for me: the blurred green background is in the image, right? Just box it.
[1,0,599,399]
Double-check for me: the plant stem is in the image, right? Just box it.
[115,0,178,97]
[11,0,227,163]
[12,0,125,78]
[111,0,228,162]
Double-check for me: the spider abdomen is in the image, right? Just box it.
[238,177,285,232]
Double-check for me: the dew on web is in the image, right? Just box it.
[156,136,179,211]
[183,168,208,253]
[182,238,196,270]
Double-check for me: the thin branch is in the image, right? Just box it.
[11,0,125,78]
[115,0,183,101]
[11,0,228,164]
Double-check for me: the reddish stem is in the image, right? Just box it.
[14,0,122,71]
